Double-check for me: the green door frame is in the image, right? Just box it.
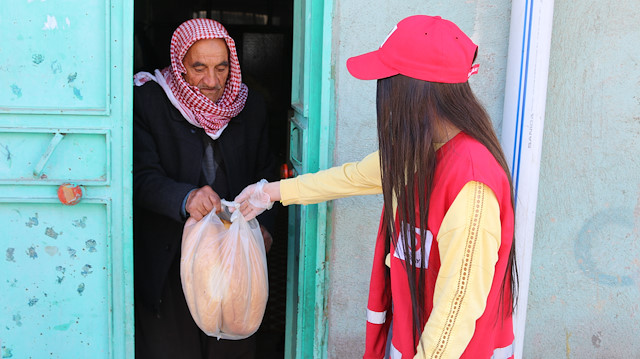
[285,0,335,357]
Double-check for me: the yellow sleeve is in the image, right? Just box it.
[279,151,382,206]
[414,181,501,359]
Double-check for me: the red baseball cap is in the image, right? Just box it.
[346,15,479,83]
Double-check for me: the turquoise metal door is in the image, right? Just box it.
[286,0,334,357]
[0,1,134,358]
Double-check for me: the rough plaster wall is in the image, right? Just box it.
[525,1,640,358]
[327,1,511,357]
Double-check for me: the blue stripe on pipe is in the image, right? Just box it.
[516,0,535,200]
[512,0,535,207]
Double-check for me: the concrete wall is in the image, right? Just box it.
[326,1,512,357]
[524,0,640,358]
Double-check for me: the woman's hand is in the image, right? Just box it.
[234,179,275,220]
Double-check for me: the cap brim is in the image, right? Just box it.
[346,50,399,80]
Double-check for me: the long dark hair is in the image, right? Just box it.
[376,74,518,344]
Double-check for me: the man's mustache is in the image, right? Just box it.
[199,85,223,91]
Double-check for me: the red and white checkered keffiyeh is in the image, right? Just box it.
[134,18,248,139]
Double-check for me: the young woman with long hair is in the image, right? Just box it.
[234,15,517,359]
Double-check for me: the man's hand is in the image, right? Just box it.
[185,185,221,221]
[260,225,273,253]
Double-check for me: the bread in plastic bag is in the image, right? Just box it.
[180,200,268,339]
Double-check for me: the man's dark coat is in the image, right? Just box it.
[133,81,276,310]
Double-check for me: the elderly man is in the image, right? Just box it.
[132,18,276,359]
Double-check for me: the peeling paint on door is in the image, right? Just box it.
[42,15,58,31]
[1,202,112,356]
[32,54,45,65]
[77,283,85,296]
[26,246,38,259]
[12,314,22,327]
[1,0,133,356]
[9,84,22,98]
[45,227,60,239]
[72,216,86,228]
[1,2,108,112]
[6,248,15,262]
[67,72,77,83]
[85,239,97,252]
[80,264,92,277]
[1,346,14,358]
[25,214,39,228]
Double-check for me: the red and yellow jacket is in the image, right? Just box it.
[280,132,515,358]
[364,132,514,359]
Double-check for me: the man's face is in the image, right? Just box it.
[182,38,230,103]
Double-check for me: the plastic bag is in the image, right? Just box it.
[180,200,268,340]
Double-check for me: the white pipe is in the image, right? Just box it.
[501,0,555,358]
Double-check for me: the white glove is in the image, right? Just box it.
[233,179,273,220]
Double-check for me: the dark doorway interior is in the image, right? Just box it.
[133,1,293,358]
